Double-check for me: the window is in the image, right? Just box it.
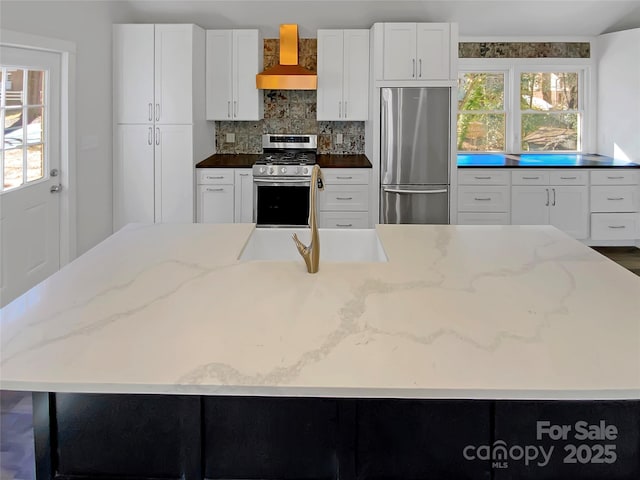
[519,72,580,151]
[1,66,47,191]
[457,64,587,153]
[457,72,506,152]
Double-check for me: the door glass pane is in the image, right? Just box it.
[27,70,45,105]
[521,113,579,151]
[520,72,579,111]
[5,68,24,106]
[457,113,505,151]
[26,143,44,181]
[27,107,44,144]
[3,147,23,189]
[4,108,23,149]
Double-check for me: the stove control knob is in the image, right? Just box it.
[280,167,287,174]
[269,167,275,175]
[259,167,266,174]
[303,167,309,175]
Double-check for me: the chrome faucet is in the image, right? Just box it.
[292,164,324,273]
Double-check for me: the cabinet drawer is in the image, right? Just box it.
[591,170,639,185]
[458,186,509,212]
[511,171,549,185]
[591,186,639,213]
[323,170,370,184]
[320,185,368,211]
[198,169,235,184]
[458,170,509,185]
[319,211,370,229]
[591,213,639,240]
[457,212,510,225]
[549,171,588,185]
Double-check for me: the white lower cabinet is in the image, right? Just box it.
[319,168,371,228]
[196,168,253,223]
[457,169,510,225]
[590,169,640,242]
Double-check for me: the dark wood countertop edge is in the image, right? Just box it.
[196,154,372,168]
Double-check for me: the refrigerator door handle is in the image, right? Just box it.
[383,187,448,194]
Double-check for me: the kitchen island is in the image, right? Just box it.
[1,224,639,479]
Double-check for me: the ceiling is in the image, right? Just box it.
[118,0,640,37]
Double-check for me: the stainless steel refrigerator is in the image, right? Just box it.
[380,87,450,224]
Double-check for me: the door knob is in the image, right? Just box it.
[50,168,59,177]
[50,184,62,193]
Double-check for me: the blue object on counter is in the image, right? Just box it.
[457,153,640,168]
[457,154,508,166]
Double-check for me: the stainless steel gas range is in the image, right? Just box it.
[253,134,317,227]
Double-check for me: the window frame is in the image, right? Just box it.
[458,57,594,154]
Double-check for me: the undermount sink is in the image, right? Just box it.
[239,228,388,263]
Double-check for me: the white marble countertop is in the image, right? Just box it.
[1,223,639,400]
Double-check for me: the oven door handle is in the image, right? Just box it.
[253,178,310,184]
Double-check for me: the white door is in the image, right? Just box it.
[0,46,61,307]
[383,23,416,80]
[156,125,194,223]
[550,185,589,239]
[316,30,344,120]
[113,24,154,124]
[205,30,233,120]
[511,186,549,225]
[233,30,261,120]
[114,124,155,229]
[234,169,253,222]
[155,25,193,124]
[343,30,369,120]
[415,23,450,80]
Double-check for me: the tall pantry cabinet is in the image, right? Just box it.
[113,24,213,230]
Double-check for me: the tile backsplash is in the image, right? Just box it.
[214,38,365,155]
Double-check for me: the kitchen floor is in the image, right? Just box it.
[1,247,638,479]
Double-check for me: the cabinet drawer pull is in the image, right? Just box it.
[336,176,353,180]
[522,176,540,180]
[239,173,249,177]
[607,176,624,179]
[206,175,224,180]
[206,187,225,192]
[608,225,626,229]
[560,176,577,180]
[606,197,624,201]
[336,223,353,227]
[336,196,353,200]
[474,197,492,201]
[474,176,491,180]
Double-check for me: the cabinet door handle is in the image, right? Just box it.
[474,197,491,201]
[474,176,491,180]
[522,176,539,180]
[336,176,353,180]
[336,223,353,227]
[336,197,353,200]
[419,58,422,77]
[206,187,225,192]
[412,58,416,78]
[552,188,556,206]
[148,103,153,121]
[234,101,237,117]
[607,197,624,201]
[338,101,342,118]
[155,103,160,122]
[545,188,549,206]
[155,128,160,145]
[560,176,577,180]
[607,176,624,179]
[148,127,153,145]
[227,101,231,118]
[344,101,347,118]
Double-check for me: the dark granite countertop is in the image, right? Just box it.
[196,154,260,168]
[458,153,640,168]
[196,153,372,169]
[317,154,372,168]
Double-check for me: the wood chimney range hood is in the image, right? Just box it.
[256,24,317,90]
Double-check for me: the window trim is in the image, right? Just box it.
[458,57,594,154]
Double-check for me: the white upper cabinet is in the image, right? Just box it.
[206,29,263,121]
[317,29,369,121]
[382,23,450,80]
[114,24,195,124]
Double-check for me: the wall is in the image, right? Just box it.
[0,1,131,256]
[214,38,365,154]
[596,28,640,162]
